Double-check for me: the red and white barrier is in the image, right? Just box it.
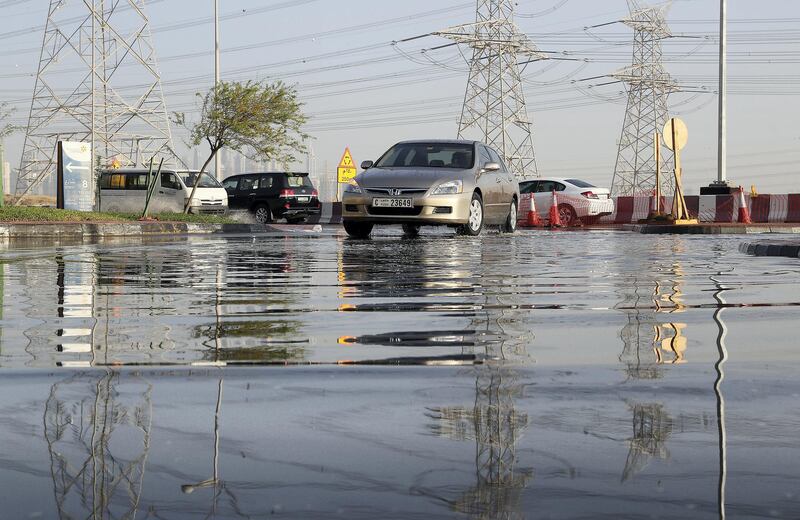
[595,193,800,224]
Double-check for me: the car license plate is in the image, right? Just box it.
[297,196,309,203]
[372,197,413,208]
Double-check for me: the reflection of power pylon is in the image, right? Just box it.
[618,276,663,380]
[43,372,152,519]
[427,366,531,519]
[621,402,673,482]
[618,268,688,378]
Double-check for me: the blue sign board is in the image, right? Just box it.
[57,141,94,211]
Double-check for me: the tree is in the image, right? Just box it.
[173,80,308,213]
[0,102,15,140]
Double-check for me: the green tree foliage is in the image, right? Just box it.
[0,102,15,139]
[173,80,308,213]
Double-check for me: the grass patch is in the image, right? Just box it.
[0,206,236,224]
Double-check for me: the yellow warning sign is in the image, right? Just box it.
[337,147,357,184]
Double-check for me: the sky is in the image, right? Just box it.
[1,0,799,195]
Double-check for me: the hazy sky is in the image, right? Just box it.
[1,0,799,194]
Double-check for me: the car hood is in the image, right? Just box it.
[355,167,472,189]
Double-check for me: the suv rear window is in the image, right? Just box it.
[286,176,311,188]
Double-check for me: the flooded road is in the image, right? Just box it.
[1,229,799,518]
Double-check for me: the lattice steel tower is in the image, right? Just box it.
[436,0,545,178]
[15,0,178,201]
[611,0,677,197]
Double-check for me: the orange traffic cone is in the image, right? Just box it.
[548,190,562,227]
[737,185,752,224]
[526,194,542,227]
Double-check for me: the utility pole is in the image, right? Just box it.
[702,0,734,194]
[717,0,727,186]
[214,0,222,180]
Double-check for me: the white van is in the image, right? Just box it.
[98,169,228,215]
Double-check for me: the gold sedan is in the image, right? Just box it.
[342,140,520,238]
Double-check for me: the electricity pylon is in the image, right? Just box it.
[436,0,546,178]
[15,0,179,201]
[611,0,677,197]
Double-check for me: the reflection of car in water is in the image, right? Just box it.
[342,140,520,237]
[519,177,614,226]
[222,172,321,224]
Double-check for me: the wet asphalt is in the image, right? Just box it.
[1,227,799,518]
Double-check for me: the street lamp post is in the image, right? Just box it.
[717,0,727,186]
[213,0,221,180]
[703,0,735,195]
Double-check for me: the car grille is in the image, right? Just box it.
[199,199,225,206]
[365,188,427,196]
[367,206,423,216]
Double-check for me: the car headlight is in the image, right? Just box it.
[431,180,463,195]
[344,183,362,194]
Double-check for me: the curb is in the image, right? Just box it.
[0,222,279,239]
[739,241,800,258]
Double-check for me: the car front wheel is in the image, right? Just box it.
[402,224,421,237]
[457,192,484,236]
[343,221,374,238]
[502,199,517,233]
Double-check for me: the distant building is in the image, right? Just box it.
[3,161,10,195]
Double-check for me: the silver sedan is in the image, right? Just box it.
[341,140,520,237]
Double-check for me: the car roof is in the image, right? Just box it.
[393,139,480,146]
[99,168,181,175]
[224,172,309,180]
[519,177,583,184]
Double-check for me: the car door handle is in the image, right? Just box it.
[158,190,165,194]
[249,192,257,196]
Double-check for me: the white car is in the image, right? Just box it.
[519,177,614,226]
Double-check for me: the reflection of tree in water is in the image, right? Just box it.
[43,372,152,519]
[622,402,674,482]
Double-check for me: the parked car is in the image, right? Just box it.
[341,140,520,238]
[98,169,228,215]
[518,177,614,226]
[222,172,321,224]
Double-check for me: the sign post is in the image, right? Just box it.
[662,118,696,224]
[57,141,94,211]
[336,147,357,202]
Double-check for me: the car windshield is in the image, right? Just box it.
[374,143,475,169]
[287,175,312,188]
[565,179,596,188]
[181,172,221,188]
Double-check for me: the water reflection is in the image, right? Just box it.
[425,363,532,519]
[419,277,533,518]
[711,268,732,520]
[43,371,152,519]
[617,262,689,379]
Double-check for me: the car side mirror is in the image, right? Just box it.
[361,160,374,170]
[482,162,500,172]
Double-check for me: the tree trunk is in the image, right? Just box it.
[184,149,219,213]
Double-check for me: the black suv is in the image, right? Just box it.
[222,172,321,224]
